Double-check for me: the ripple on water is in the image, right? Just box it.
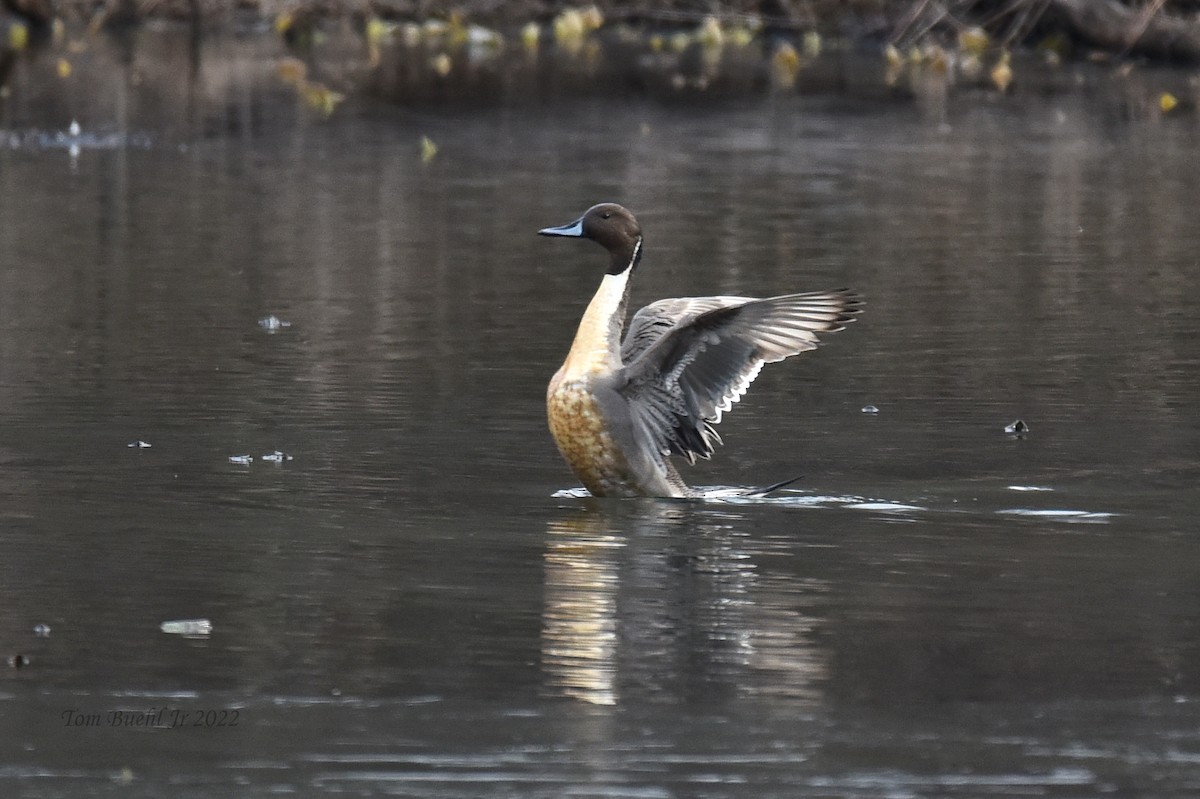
[0,127,154,151]
[552,487,1122,526]
[997,509,1117,523]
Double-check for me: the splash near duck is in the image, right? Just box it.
[539,203,860,498]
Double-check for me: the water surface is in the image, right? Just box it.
[2,30,1200,798]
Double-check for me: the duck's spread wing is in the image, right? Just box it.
[620,296,751,364]
[619,290,860,464]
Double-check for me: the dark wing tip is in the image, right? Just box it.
[812,288,864,333]
[832,288,865,308]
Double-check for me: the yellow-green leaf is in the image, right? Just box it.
[420,135,438,163]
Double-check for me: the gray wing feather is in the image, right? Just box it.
[620,289,860,464]
[621,296,751,364]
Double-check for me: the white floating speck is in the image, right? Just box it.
[68,119,81,137]
[861,405,879,414]
[1008,485,1053,492]
[846,501,924,512]
[551,487,592,498]
[258,315,292,331]
[127,440,152,448]
[32,623,51,637]
[228,454,253,465]
[261,450,293,463]
[160,619,213,637]
[1004,419,1029,434]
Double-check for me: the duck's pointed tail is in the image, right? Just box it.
[743,475,803,498]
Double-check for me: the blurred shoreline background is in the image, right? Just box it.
[3,0,1200,127]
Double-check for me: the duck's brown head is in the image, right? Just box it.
[539,203,643,275]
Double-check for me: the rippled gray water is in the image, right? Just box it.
[2,30,1200,798]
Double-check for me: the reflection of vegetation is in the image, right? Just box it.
[276,56,344,117]
[1,0,1199,121]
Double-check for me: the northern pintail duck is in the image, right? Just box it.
[539,203,861,499]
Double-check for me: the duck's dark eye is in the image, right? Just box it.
[601,212,611,219]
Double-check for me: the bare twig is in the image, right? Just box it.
[906,3,952,45]
[1121,0,1169,55]
[890,0,935,45]
[1048,0,1200,62]
[1000,0,1053,49]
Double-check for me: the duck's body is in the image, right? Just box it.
[546,267,689,497]
[540,203,859,498]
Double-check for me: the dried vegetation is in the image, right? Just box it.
[2,0,1200,114]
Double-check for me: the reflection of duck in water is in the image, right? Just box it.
[542,504,710,706]
[542,506,831,706]
[540,203,860,498]
[542,513,624,706]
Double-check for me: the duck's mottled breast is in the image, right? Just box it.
[546,373,640,497]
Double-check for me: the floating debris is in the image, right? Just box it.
[883,43,905,86]
[420,135,438,164]
[365,15,390,67]
[552,5,602,53]
[7,654,29,669]
[960,51,984,81]
[300,81,345,117]
[56,58,72,79]
[1004,419,1029,434]
[696,16,723,49]
[1008,485,1054,492]
[861,404,880,414]
[770,41,801,89]
[885,43,904,69]
[580,5,603,32]
[727,25,755,48]
[228,454,253,465]
[802,30,822,59]
[275,57,344,117]
[1160,92,1179,113]
[991,50,1013,92]
[553,8,583,45]
[9,21,28,51]
[924,43,950,74]
[32,623,51,637]
[466,25,503,54]
[397,21,420,46]
[160,619,213,637]
[668,30,690,53]
[521,21,540,54]
[274,6,318,49]
[430,52,452,77]
[421,18,448,39]
[258,315,291,331]
[261,450,294,463]
[127,440,152,449]
[276,57,307,85]
[958,26,990,58]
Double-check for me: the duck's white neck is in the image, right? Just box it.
[558,260,635,380]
